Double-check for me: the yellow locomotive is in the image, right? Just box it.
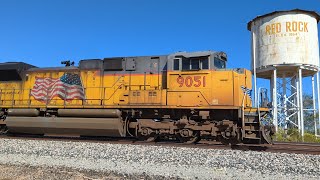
[0,51,273,144]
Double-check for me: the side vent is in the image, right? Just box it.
[79,59,103,70]
[103,58,123,71]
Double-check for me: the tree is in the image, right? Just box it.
[303,94,317,134]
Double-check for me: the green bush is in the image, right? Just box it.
[273,128,320,143]
[303,133,320,143]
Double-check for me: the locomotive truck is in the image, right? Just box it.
[0,51,274,144]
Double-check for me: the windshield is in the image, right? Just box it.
[181,57,209,71]
[214,58,226,69]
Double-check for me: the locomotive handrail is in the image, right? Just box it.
[102,84,124,101]
[257,87,265,122]
[0,85,166,107]
[257,88,263,143]
[241,90,247,140]
[166,90,211,105]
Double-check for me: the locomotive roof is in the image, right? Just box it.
[170,50,221,57]
[0,62,37,81]
[27,66,78,72]
[169,50,227,61]
[84,50,223,60]
[12,50,226,72]
[0,62,37,70]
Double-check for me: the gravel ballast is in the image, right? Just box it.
[0,138,319,179]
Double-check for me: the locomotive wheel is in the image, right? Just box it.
[178,131,200,144]
[0,125,8,134]
[220,137,230,145]
[139,134,158,142]
[145,136,157,142]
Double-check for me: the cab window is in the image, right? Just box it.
[214,58,226,69]
[202,58,209,69]
[173,59,180,70]
[179,57,209,71]
[191,59,199,70]
[182,59,190,70]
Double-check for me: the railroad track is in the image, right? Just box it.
[0,134,319,155]
[270,142,320,155]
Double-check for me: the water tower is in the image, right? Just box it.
[248,9,320,136]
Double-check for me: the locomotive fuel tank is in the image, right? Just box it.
[6,117,125,136]
[8,109,40,117]
[5,109,125,136]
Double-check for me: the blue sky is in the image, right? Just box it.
[0,0,319,93]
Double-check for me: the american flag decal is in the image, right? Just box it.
[241,86,252,99]
[31,73,85,102]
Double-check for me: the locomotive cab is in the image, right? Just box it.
[166,51,251,108]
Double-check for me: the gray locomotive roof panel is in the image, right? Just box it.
[27,66,79,72]
[168,51,227,61]
[0,62,37,70]
[247,9,320,30]
[101,51,224,60]
[79,59,103,70]
[169,50,218,58]
[24,50,226,73]
[0,62,37,81]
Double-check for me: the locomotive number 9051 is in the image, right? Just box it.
[176,76,206,87]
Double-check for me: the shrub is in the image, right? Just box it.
[273,128,320,143]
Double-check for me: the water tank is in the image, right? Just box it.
[248,9,320,78]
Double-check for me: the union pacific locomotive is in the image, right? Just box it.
[0,51,274,144]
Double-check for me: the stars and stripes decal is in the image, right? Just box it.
[31,73,85,102]
[241,86,252,99]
